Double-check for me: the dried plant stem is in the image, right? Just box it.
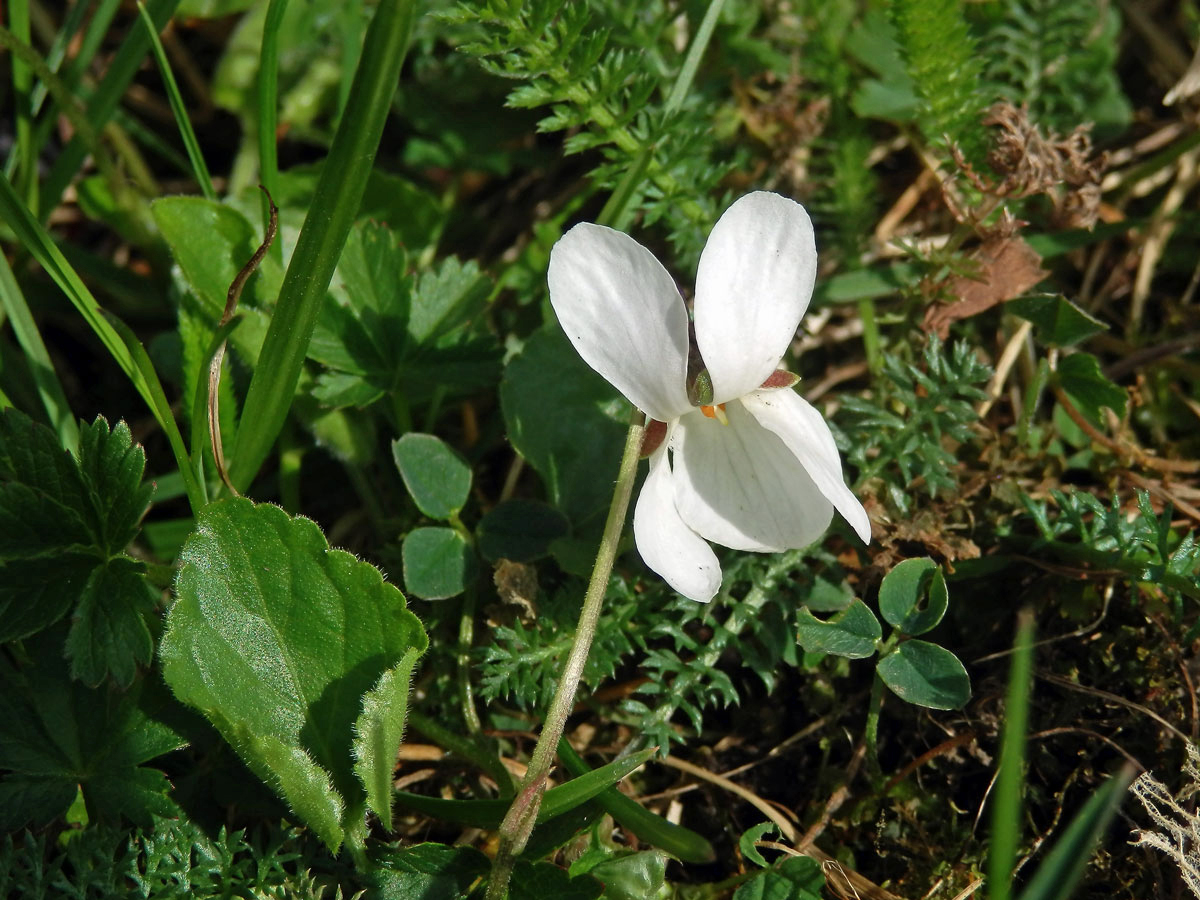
[486,409,646,899]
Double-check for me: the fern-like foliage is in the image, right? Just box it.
[1019,489,1200,606]
[0,819,340,900]
[620,548,836,752]
[477,580,642,711]
[974,0,1131,134]
[889,0,988,162]
[839,338,991,513]
[443,0,727,263]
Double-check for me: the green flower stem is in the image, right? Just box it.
[486,409,646,900]
[857,296,882,373]
[864,671,885,777]
[228,0,416,492]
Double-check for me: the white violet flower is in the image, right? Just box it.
[548,191,871,603]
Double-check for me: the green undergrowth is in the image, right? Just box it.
[0,0,1195,897]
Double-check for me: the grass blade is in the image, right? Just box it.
[257,0,290,235]
[228,0,418,492]
[0,173,205,515]
[0,251,77,452]
[1015,766,1134,900]
[989,609,1036,900]
[135,1,216,200]
[39,0,182,218]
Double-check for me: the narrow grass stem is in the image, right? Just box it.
[486,410,646,899]
[864,671,885,777]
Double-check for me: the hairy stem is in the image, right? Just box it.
[486,409,646,899]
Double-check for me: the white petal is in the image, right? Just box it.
[633,443,721,603]
[548,223,691,422]
[741,389,871,543]
[693,192,817,403]
[672,403,834,552]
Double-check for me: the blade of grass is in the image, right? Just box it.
[228,0,418,492]
[10,0,35,214]
[1015,766,1134,900]
[0,173,206,515]
[557,738,716,864]
[257,0,290,237]
[19,0,123,175]
[0,24,108,183]
[0,251,78,452]
[988,609,1036,900]
[135,1,215,200]
[38,0,182,218]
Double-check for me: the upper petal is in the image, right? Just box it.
[633,442,722,602]
[740,389,871,543]
[693,192,817,403]
[672,402,834,553]
[548,223,692,422]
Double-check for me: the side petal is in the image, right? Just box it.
[548,223,692,422]
[741,389,871,543]
[672,404,834,553]
[633,443,722,603]
[693,192,817,403]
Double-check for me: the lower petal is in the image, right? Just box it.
[740,389,872,543]
[633,444,722,603]
[672,404,834,552]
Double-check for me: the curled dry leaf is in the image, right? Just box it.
[923,234,1049,337]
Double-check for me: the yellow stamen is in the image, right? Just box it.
[700,403,729,425]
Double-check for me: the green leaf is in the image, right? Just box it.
[877,558,949,636]
[75,416,156,557]
[1057,352,1127,424]
[402,527,475,600]
[66,557,156,689]
[573,850,667,900]
[1008,294,1107,346]
[739,821,780,868]
[877,640,971,710]
[309,232,500,411]
[509,860,602,900]
[0,555,92,643]
[353,646,420,831]
[151,196,282,322]
[797,598,881,659]
[0,412,156,662]
[392,433,472,520]
[501,325,627,524]
[408,257,491,346]
[160,497,427,852]
[556,738,715,864]
[0,628,186,829]
[732,855,825,900]
[476,499,570,562]
[371,842,490,900]
[394,748,656,828]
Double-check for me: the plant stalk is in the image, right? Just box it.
[485,409,646,899]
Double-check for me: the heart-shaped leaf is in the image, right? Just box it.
[878,557,949,636]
